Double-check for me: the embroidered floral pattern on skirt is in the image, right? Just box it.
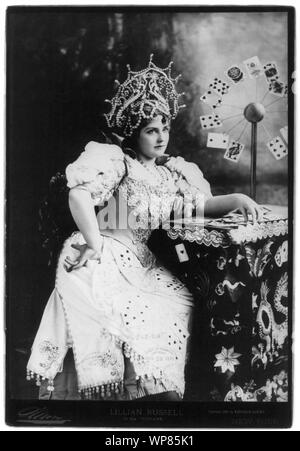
[27,232,194,399]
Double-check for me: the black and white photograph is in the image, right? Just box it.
[5,5,295,429]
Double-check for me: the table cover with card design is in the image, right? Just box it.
[149,206,289,402]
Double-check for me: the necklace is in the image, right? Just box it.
[137,159,169,184]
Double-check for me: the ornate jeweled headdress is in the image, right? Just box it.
[104,54,185,137]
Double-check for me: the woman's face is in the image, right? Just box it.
[136,115,170,160]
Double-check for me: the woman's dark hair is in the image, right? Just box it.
[121,112,170,157]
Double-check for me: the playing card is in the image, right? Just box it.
[209,78,231,96]
[224,140,245,163]
[243,56,264,78]
[267,136,288,160]
[225,64,246,84]
[207,132,229,149]
[200,113,223,130]
[268,79,285,97]
[200,90,222,109]
[263,62,280,82]
[280,125,288,144]
[263,62,285,96]
[175,243,189,263]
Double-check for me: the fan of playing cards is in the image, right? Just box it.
[199,56,288,168]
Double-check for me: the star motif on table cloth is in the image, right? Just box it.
[214,346,242,374]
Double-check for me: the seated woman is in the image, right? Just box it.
[27,55,263,401]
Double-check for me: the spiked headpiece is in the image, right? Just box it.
[104,54,185,137]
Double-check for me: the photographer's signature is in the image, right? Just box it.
[17,406,70,425]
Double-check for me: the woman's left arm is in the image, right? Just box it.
[164,157,213,216]
[204,193,264,223]
[165,157,263,222]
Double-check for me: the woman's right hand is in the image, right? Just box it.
[64,243,102,272]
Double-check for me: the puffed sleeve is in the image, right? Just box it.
[65,141,126,206]
[164,156,213,203]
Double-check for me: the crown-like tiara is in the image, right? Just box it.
[104,54,185,137]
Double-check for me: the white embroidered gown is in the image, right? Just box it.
[27,141,212,399]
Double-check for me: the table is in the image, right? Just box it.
[149,205,289,402]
